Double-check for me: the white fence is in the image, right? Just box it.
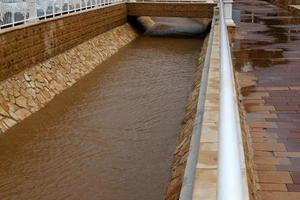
[0,0,123,28]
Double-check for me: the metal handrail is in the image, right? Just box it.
[217,1,244,200]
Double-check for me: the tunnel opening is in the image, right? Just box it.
[128,16,212,37]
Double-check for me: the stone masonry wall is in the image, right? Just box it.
[0,3,127,81]
[0,23,138,134]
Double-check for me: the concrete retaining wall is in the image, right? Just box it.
[0,6,216,197]
[0,23,138,133]
[0,3,127,81]
[164,33,209,200]
[127,2,215,18]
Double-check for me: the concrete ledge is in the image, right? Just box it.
[191,21,250,200]
[127,2,216,18]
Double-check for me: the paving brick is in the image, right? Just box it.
[287,184,300,192]
[253,143,287,151]
[291,172,300,184]
[290,158,300,166]
[255,156,291,165]
[256,164,277,171]
[248,121,278,128]
[260,183,287,191]
[264,87,290,91]
[285,143,300,152]
[257,171,293,183]
[252,137,278,143]
[275,152,300,158]
[246,105,276,112]
[252,131,278,138]
[277,165,300,172]
[254,151,274,157]
[258,191,300,200]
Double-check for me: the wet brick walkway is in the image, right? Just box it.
[232,0,300,199]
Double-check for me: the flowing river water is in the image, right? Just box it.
[0,18,206,200]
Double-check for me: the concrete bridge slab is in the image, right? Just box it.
[127,2,216,18]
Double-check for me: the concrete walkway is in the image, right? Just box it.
[232,0,300,199]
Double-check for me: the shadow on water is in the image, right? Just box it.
[0,17,208,200]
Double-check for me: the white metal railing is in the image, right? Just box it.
[0,0,124,29]
[217,1,244,200]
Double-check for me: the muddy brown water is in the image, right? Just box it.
[0,18,205,200]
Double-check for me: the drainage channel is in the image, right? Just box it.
[0,18,207,200]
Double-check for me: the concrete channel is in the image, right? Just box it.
[0,7,211,200]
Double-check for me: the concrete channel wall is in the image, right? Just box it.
[0,2,216,132]
[165,31,210,200]
[0,2,219,199]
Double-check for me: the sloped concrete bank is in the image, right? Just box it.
[0,23,138,133]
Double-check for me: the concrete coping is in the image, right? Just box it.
[187,16,250,200]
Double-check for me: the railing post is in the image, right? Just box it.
[223,0,235,26]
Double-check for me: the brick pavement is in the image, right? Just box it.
[232,0,300,199]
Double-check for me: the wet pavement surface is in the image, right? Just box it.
[0,18,205,200]
[232,0,300,199]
